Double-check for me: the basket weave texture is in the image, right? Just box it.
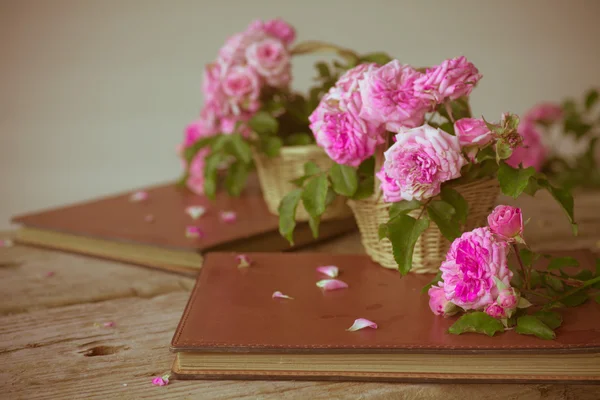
[253,145,352,221]
[347,178,500,273]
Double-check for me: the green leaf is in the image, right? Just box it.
[389,200,421,219]
[543,274,564,292]
[595,294,600,304]
[596,259,600,277]
[249,111,279,135]
[301,174,329,218]
[574,270,593,281]
[438,122,455,135]
[515,316,556,340]
[286,133,313,146]
[448,312,504,337]
[530,270,542,288]
[537,179,576,235]
[183,136,217,163]
[532,311,562,330]
[378,223,389,240]
[548,256,579,271]
[387,214,430,275]
[352,176,374,200]
[421,270,443,294]
[315,62,330,78]
[498,162,536,198]
[519,248,539,267]
[560,291,589,307]
[495,139,513,162]
[584,89,599,111]
[202,152,223,199]
[523,176,542,196]
[278,189,302,245]
[227,134,253,164]
[359,52,393,65]
[304,161,321,176]
[476,146,496,163]
[307,214,320,238]
[211,134,230,153]
[224,161,249,197]
[427,200,461,241]
[325,187,336,207]
[357,156,375,176]
[440,187,468,224]
[329,164,358,197]
[262,136,282,158]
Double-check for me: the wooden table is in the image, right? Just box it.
[2,191,600,399]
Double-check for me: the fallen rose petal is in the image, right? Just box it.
[129,191,148,202]
[103,321,115,328]
[185,226,204,239]
[151,374,170,386]
[316,279,348,291]
[0,239,14,248]
[220,211,237,223]
[185,205,207,220]
[144,214,155,223]
[346,318,378,331]
[45,271,55,278]
[272,291,294,300]
[236,254,252,268]
[316,265,339,278]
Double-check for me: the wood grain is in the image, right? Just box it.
[1,190,599,399]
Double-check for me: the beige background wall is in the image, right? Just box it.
[1,0,599,229]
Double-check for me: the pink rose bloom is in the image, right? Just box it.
[428,284,458,317]
[336,63,379,93]
[186,148,210,195]
[181,117,217,148]
[222,65,260,104]
[202,62,223,102]
[378,124,467,201]
[375,167,403,202]
[497,287,519,310]
[487,205,524,242]
[484,303,507,319]
[440,227,511,311]
[454,118,492,147]
[218,30,266,66]
[359,60,429,129]
[246,38,291,87]
[414,56,482,103]
[524,103,563,124]
[310,90,383,167]
[506,120,547,171]
[248,18,296,47]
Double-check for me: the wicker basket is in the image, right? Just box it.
[347,178,500,273]
[253,145,352,221]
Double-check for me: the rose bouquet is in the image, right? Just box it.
[515,89,600,190]
[179,18,392,219]
[279,56,576,272]
[427,204,600,340]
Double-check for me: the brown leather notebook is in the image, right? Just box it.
[170,252,600,383]
[11,178,355,275]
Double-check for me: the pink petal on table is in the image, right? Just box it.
[316,265,339,278]
[0,239,14,248]
[220,211,237,223]
[151,374,170,386]
[144,214,155,223]
[129,191,148,202]
[236,254,252,268]
[185,205,206,220]
[185,226,204,239]
[272,291,294,300]
[45,271,55,278]
[346,318,378,332]
[103,321,115,328]
[316,279,348,291]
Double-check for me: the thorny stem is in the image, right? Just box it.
[512,243,529,291]
[444,102,455,123]
[538,271,585,287]
[542,275,600,311]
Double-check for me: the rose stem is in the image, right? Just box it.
[512,243,529,290]
[444,102,455,123]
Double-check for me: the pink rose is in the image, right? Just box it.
[525,103,563,124]
[202,63,222,102]
[497,287,519,310]
[375,167,402,202]
[336,63,379,92]
[428,284,458,317]
[222,65,261,105]
[378,124,467,201]
[181,117,217,148]
[440,227,511,310]
[246,38,291,87]
[310,90,383,167]
[506,120,547,171]
[218,30,266,66]
[454,118,492,147]
[359,60,430,129]
[248,18,296,47]
[487,205,524,242]
[484,303,506,319]
[414,56,482,103]
[185,148,210,196]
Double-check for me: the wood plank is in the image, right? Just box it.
[1,291,597,400]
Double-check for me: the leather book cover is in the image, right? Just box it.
[170,251,600,383]
[11,176,356,273]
